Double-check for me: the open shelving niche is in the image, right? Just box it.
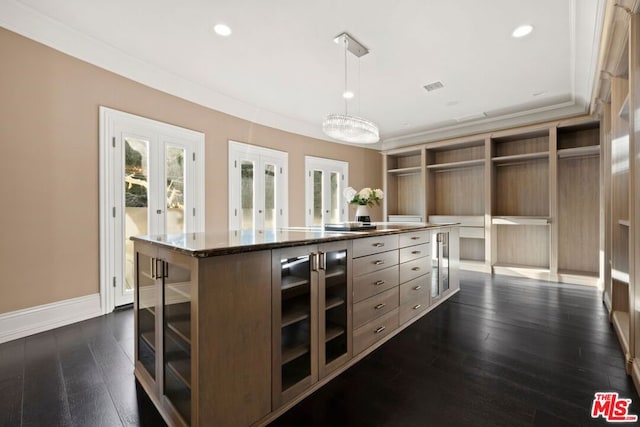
[556,121,601,286]
[426,138,487,272]
[490,129,551,279]
[384,148,424,222]
[609,74,631,365]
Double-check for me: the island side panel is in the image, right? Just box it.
[197,250,272,426]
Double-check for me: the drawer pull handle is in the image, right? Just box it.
[413,285,422,290]
[411,236,420,240]
[411,267,420,271]
[374,326,386,334]
[411,250,421,255]
[374,280,385,286]
[373,243,385,247]
[413,304,422,310]
[374,303,386,310]
[374,260,384,265]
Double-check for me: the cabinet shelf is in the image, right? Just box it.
[492,152,548,164]
[492,216,551,225]
[429,215,484,227]
[427,158,484,171]
[612,269,630,285]
[388,166,422,175]
[325,325,345,342]
[325,268,345,279]
[282,343,310,364]
[167,359,192,390]
[281,275,310,291]
[557,145,600,158]
[167,282,191,299]
[325,295,345,311]
[141,331,156,351]
[168,320,191,345]
[619,219,630,227]
[281,303,310,327]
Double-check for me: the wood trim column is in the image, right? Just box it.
[601,102,613,311]
[629,11,640,387]
[549,127,558,281]
[484,137,494,271]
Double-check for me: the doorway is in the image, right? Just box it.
[100,107,204,311]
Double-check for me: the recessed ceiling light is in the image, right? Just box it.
[342,91,354,99]
[214,24,232,37]
[512,25,533,38]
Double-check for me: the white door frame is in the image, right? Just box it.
[99,107,205,313]
[305,156,349,226]
[228,140,288,230]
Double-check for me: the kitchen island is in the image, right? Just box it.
[131,223,459,427]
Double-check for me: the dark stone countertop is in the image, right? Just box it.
[130,222,457,258]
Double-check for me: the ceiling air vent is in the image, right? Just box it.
[423,81,444,92]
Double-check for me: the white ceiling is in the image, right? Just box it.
[0,0,605,149]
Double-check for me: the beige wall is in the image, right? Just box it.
[0,28,382,314]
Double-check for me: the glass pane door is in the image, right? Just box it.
[125,138,149,295]
[312,170,323,226]
[241,160,255,230]
[321,246,348,371]
[165,145,186,235]
[136,251,156,380]
[329,172,340,224]
[264,163,276,229]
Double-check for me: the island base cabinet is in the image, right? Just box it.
[198,251,272,427]
[134,243,272,427]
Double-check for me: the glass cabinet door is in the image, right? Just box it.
[319,243,350,375]
[136,251,157,381]
[431,232,450,300]
[163,256,192,424]
[275,246,316,404]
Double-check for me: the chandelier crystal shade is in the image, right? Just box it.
[322,113,379,143]
[322,32,379,144]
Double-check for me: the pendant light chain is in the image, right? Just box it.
[343,36,348,116]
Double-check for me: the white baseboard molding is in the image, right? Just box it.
[0,293,102,344]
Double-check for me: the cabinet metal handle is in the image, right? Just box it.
[412,267,420,271]
[413,285,422,290]
[374,280,385,286]
[413,304,422,310]
[373,243,385,247]
[412,250,421,254]
[150,257,156,279]
[374,303,386,310]
[374,326,386,334]
[319,251,326,270]
[311,253,318,271]
[411,236,420,240]
[374,260,384,265]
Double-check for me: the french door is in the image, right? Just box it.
[228,141,288,230]
[305,157,349,226]
[100,107,204,310]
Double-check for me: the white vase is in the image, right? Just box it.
[354,205,371,222]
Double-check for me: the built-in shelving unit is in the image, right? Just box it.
[383,149,424,221]
[426,139,487,273]
[383,115,602,286]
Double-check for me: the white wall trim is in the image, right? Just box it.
[0,294,102,344]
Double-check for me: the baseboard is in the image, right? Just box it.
[0,293,102,344]
[604,290,612,313]
[632,359,640,397]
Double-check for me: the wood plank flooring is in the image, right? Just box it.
[0,272,637,426]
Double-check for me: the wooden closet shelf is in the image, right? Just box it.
[557,145,600,158]
[427,158,484,170]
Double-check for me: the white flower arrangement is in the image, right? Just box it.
[343,186,384,207]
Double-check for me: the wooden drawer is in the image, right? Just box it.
[399,275,431,305]
[353,250,399,277]
[399,243,430,264]
[353,287,399,329]
[353,266,399,303]
[399,294,430,324]
[399,230,429,248]
[353,234,399,258]
[353,308,399,355]
[399,257,429,284]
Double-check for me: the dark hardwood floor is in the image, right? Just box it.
[1,272,637,426]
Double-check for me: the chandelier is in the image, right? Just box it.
[322,33,379,144]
